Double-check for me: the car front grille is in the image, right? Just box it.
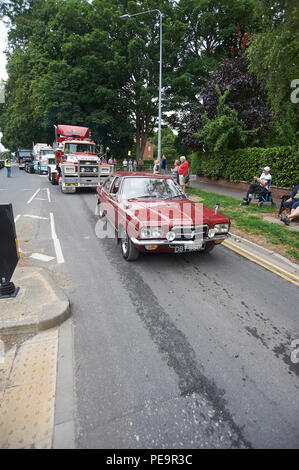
[171,225,208,241]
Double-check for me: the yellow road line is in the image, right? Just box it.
[224,239,299,280]
[222,241,299,287]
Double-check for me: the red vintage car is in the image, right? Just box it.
[96,173,230,261]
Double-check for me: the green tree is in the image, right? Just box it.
[247,0,299,144]
[151,126,177,160]
[194,86,258,151]
[165,0,260,130]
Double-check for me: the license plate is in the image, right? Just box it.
[174,244,203,253]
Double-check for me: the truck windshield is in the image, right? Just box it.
[19,151,32,157]
[64,143,96,154]
[40,150,54,157]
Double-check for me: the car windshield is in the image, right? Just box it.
[120,177,186,200]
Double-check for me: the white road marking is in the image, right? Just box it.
[30,253,55,262]
[50,212,65,264]
[14,214,21,223]
[27,188,40,204]
[35,198,47,201]
[46,188,51,203]
[23,214,48,220]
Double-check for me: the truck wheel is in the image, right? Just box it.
[48,169,51,181]
[120,230,139,261]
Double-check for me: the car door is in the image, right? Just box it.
[106,176,121,230]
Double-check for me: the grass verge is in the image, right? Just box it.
[187,187,299,263]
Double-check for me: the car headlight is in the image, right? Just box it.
[213,223,230,233]
[140,226,164,239]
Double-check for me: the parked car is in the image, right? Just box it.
[96,173,230,261]
[0,160,4,169]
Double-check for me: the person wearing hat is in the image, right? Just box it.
[241,166,272,205]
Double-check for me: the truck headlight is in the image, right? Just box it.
[213,223,230,233]
[140,226,164,239]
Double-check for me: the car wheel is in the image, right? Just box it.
[203,244,215,253]
[120,230,139,261]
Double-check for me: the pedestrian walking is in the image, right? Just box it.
[5,157,11,177]
[133,160,137,172]
[128,159,133,172]
[123,158,128,171]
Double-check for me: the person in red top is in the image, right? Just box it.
[178,156,189,192]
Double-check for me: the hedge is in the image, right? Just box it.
[191,146,298,189]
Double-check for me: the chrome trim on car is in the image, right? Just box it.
[130,234,227,246]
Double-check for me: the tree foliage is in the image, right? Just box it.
[247,0,299,144]
[194,86,258,152]
[184,55,270,149]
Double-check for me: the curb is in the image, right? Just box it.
[228,231,299,271]
[0,268,71,335]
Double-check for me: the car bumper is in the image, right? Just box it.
[130,234,227,252]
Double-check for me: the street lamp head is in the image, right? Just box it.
[120,14,131,19]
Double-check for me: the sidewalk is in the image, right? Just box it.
[0,266,71,448]
[189,176,244,199]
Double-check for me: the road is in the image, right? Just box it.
[1,164,299,449]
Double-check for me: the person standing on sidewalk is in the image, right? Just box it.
[161,154,167,174]
[178,156,189,192]
[5,157,11,177]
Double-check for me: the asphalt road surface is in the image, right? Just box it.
[1,164,298,449]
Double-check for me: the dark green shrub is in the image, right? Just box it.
[191,146,298,188]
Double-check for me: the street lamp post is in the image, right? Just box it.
[120,10,163,163]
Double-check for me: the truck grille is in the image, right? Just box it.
[172,225,208,241]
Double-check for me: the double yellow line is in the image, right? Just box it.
[223,239,299,287]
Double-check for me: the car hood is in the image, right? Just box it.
[122,199,229,227]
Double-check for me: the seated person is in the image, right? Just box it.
[241,166,272,205]
[280,184,299,213]
[280,200,299,225]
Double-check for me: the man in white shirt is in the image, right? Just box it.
[241,166,272,205]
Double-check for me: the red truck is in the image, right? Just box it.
[50,124,113,193]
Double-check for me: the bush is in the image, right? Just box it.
[191,146,298,188]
